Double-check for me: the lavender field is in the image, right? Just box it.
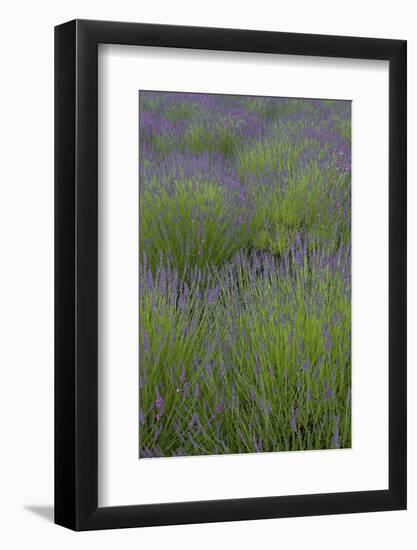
[139,91,351,458]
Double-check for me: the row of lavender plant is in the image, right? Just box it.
[139,91,351,457]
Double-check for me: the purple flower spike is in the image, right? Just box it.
[301,358,311,372]
[289,404,298,432]
[347,387,352,408]
[142,330,150,354]
[155,390,164,410]
[332,415,341,448]
[189,413,197,428]
[265,401,271,416]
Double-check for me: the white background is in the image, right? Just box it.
[0,0,415,548]
[99,46,389,506]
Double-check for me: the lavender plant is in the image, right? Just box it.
[139,91,351,457]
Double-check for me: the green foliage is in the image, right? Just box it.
[237,137,304,178]
[140,179,251,275]
[335,118,351,142]
[249,169,350,254]
[139,254,351,455]
[183,124,241,155]
[147,122,242,156]
[164,102,202,122]
[245,97,315,119]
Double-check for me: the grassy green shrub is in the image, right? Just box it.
[249,169,350,254]
[183,124,241,155]
[139,251,351,455]
[164,102,202,122]
[140,179,252,275]
[237,137,304,178]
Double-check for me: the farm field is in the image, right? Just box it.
[139,91,351,458]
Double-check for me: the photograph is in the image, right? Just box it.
[139,91,352,458]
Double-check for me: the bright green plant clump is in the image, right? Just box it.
[140,179,251,275]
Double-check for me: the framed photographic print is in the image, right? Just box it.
[54,19,406,530]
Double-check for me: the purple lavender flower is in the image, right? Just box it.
[142,330,150,354]
[289,404,298,432]
[207,285,220,305]
[155,390,164,410]
[301,358,311,372]
[332,415,341,449]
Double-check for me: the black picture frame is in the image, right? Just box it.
[55,19,407,531]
